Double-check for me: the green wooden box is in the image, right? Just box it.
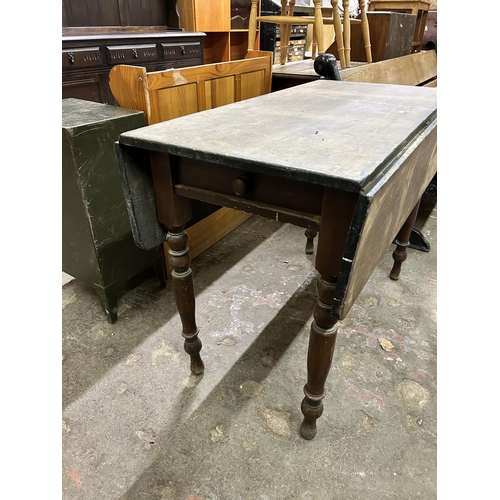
[62,98,165,323]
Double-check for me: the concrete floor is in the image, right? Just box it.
[62,195,437,500]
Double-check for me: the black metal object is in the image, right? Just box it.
[424,173,437,196]
[313,53,341,80]
[406,228,430,252]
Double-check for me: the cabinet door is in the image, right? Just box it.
[194,0,230,31]
[62,73,107,103]
[230,0,253,29]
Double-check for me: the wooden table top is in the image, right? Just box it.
[119,80,437,193]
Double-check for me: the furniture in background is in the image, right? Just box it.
[115,79,437,439]
[332,49,436,86]
[248,0,326,65]
[109,51,273,273]
[259,0,309,64]
[333,0,372,66]
[277,0,371,69]
[177,0,259,63]
[327,11,416,62]
[62,0,180,28]
[422,8,436,51]
[368,0,430,53]
[62,0,205,104]
[271,35,435,90]
[62,98,166,323]
[62,28,205,105]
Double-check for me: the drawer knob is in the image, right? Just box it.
[68,52,75,64]
[232,176,252,197]
[180,45,186,55]
[132,48,138,58]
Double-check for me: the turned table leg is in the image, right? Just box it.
[166,227,204,375]
[300,275,339,439]
[390,199,421,281]
[304,228,317,255]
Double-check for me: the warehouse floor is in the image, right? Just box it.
[62,194,437,500]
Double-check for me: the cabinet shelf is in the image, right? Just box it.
[177,0,259,62]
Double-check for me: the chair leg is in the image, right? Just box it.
[342,0,351,67]
[359,0,372,62]
[390,200,421,280]
[248,0,259,52]
[313,0,325,55]
[331,0,346,68]
[280,22,290,65]
[305,228,317,255]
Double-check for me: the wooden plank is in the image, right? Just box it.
[109,65,151,121]
[334,118,437,319]
[340,50,436,85]
[145,56,273,91]
[110,54,273,123]
[193,0,230,31]
[272,50,437,87]
[156,84,200,121]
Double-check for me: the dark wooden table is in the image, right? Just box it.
[116,79,437,439]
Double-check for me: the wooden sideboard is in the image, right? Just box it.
[62,27,205,105]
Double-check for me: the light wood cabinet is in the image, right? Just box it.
[177,0,259,62]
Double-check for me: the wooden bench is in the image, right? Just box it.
[109,50,273,273]
[339,49,436,86]
[271,49,437,90]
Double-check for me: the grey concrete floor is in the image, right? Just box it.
[62,196,437,500]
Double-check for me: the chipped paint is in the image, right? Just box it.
[172,71,188,85]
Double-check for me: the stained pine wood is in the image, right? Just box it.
[177,0,255,62]
[109,51,273,125]
[193,0,230,31]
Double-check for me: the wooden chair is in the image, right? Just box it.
[329,0,372,68]
[248,0,326,65]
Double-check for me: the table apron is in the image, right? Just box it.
[174,184,321,230]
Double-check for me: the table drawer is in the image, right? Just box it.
[175,158,324,217]
[106,44,159,64]
[160,42,203,61]
[62,47,102,69]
